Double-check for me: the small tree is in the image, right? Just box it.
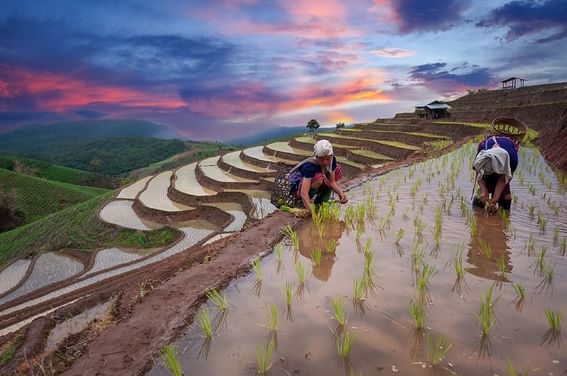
[336,122,345,129]
[306,119,320,134]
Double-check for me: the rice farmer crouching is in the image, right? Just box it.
[472,135,519,212]
[289,140,348,215]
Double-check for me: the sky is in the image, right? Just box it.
[0,0,566,141]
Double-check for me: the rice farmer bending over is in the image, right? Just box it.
[472,135,519,212]
[289,140,348,214]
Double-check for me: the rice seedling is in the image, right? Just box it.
[273,242,284,261]
[160,345,183,376]
[414,216,426,240]
[355,203,366,224]
[453,247,465,280]
[394,228,405,244]
[528,204,535,216]
[266,304,278,331]
[525,234,535,254]
[528,184,536,195]
[344,205,355,228]
[479,239,492,260]
[512,282,525,302]
[336,331,354,358]
[252,256,263,281]
[425,332,453,367]
[285,282,293,307]
[542,262,556,285]
[355,223,365,240]
[325,239,337,253]
[205,288,229,312]
[409,299,426,329]
[281,225,299,250]
[561,237,567,256]
[352,275,367,303]
[477,285,496,337]
[506,359,531,376]
[363,249,375,279]
[411,243,425,273]
[311,248,322,266]
[331,297,347,326]
[294,261,306,285]
[497,256,507,276]
[255,339,275,375]
[366,195,377,219]
[537,213,547,233]
[534,246,547,275]
[361,238,372,254]
[544,309,562,333]
[197,309,213,338]
[553,228,560,246]
[416,263,437,296]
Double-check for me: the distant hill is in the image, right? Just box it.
[228,126,334,146]
[0,168,109,230]
[0,119,176,155]
[36,137,189,176]
[0,155,117,188]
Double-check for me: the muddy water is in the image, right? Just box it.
[0,253,83,305]
[44,299,114,353]
[0,259,31,296]
[149,144,567,376]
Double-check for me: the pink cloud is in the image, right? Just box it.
[370,47,416,58]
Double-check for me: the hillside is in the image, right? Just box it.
[35,137,189,176]
[0,168,108,230]
[0,193,178,266]
[0,155,116,188]
[447,81,567,170]
[0,119,175,155]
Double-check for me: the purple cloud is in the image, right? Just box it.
[477,0,567,43]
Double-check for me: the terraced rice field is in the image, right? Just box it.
[0,118,487,343]
[0,260,31,296]
[139,171,194,212]
[150,143,567,376]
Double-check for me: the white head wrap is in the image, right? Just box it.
[313,139,334,157]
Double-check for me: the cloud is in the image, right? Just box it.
[374,0,470,33]
[408,62,496,95]
[179,76,390,119]
[477,0,567,43]
[370,47,416,58]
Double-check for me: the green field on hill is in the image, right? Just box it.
[0,168,110,227]
[0,155,115,188]
[0,193,178,266]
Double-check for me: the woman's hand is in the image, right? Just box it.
[338,192,348,204]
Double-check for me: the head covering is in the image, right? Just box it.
[313,139,333,157]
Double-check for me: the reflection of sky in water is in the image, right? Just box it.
[151,144,567,376]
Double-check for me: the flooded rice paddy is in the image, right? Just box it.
[150,143,567,376]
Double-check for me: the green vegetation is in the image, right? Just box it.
[544,309,562,332]
[0,193,178,266]
[295,261,306,284]
[206,289,229,312]
[0,168,108,227]
[252,257,263,281]
[38,137,188,176]
[409,299,426,329]
[311,248,322,266]
[159,345,183,376]
[331,297,347,326]
[281,225,299,250]
[255,339,275,375]
[478,285,496,337]
[285,282,293,307]
[0,154,115,188]
[0,330,24,367]
[512,283,525,302]
[197,309,213,338]
[336,331,353,358]
[266,304,278,331]
[425,332,453,366]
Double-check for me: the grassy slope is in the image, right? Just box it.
[0,193,178,266]
[0,168,109,225]
[0,155,114,187]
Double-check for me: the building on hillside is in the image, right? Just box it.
[415,101,452,119]
[501,77,527,89]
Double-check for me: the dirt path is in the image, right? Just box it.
[62,213,300,376]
